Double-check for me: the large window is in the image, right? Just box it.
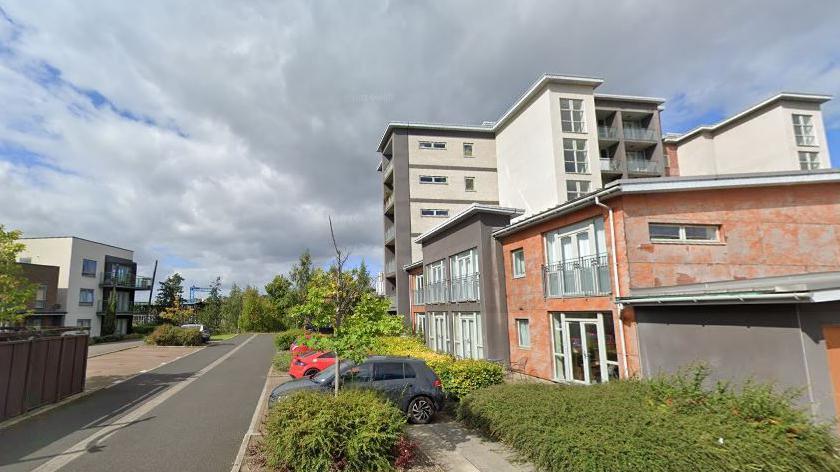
[799,151,820,170]
[34,284,48,309]
[560,98,586,133]
[563,139,588,173]
[419,175,447,184]
[450,248,479,302]
[566,180,590,200]
[511,249,525,278]
[792,114,817,146]
[79,289,94,306]
[81,259,97,277]
[421,209,449,217]
[454,312,483,359]
[428,312,450,353]
[544,218,610,297]
[649,223,719,243]
[516,319,530,348]
[426,261,446,303]
[419,141,446,150]
[413,274,425,305]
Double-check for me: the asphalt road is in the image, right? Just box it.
[0,333,275,472]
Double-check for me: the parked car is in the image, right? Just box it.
[290,335,313,356]
[269,356,444,424]
[180,324,210,342]
[289,350,337,379]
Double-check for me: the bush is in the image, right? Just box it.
[374,336,503,398]
[90,333,144,344]
[272,351,291,372]
[274,328,306,351]
[457,368,840,472]
[131,323,158,335]
[145,324,203,346]
[264,389,405,471]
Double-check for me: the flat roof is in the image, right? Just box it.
[492,169,840,239]
[664,92,832,145]
[20,236,134,253]
[594,93,666,105]
[414,204,524,245]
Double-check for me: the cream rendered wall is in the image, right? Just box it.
[407,134,496,169]
[408,168,498,201]
[408,201,476,261]
[496,88,557,215]
[677,102,832,176]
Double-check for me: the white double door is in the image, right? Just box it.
[551,313,609,384]
[546,228,595,296]
[454,312,482,359]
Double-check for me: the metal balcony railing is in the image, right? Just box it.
[97,299,135,314]
[449,274,480,302]
[627,158,659,174]
[543,254,611,298]
[413,288,425,305]
[600,158,622,172]
[622,128,657,141]
[425,281,448,304]
[384,224,396,243]
[101,272,153,289]
[598,126,618,140]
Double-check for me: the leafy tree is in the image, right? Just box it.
[238,286,275,332]
[221,283,243,332]
[101,290,117,335]
[159,296,193,325]
[155,273,185,308]
[289,250,314,305]
[353,259,374,295]
[0,226,35,324]
[265,274,295,328]
[199,277,223,331]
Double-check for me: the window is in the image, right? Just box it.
[79,289,94,306]
[511,249,525,278]
[560,98,586,133]
[421,209,449,217]
[426,261,446,304]
[77,319,91,328]
[373,362,405,381]
[419,141,446,150]
[413,275,425,305]
[404,363,416,379]
[414,313,426,336]
[428,312,450,353]
[464,176,475,192]
[792,114,817,146]
[566,180,590,200]
[34,284,47,309]
[563,138,588,173]
[342,363,372,384]
[649,223,719,243]
[544,218,611,297]
[450,248,479,302]
[81,259,97,277]
[463,142,474,157]
[419,175,447,184]
[799,151,820,170]
[453,312,483,359]
[516,319,531,347]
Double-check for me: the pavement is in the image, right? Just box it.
[87,340,145,358]
[0,333,275,472]
[85,345,201,391]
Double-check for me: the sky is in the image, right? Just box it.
[0,0,839,295]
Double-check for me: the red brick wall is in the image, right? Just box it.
[407,267,425,331]
[663,142,680,176]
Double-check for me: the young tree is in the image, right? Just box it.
[0,226,35,324]
[199,277,223,331]
[155,273,185,308]
[265,274,295,328]
[101,290,117,335]
[221,283,243,332]
[289,249,314,305]
[353,259,374,295]
[159,296,193,325]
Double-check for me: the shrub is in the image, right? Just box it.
[132,323,158,335]
[374,336,503,398]
[145,324,203,346]
[272,351,291,372]
[264,389,405,471]
[457,369,840,472]
[274,328,306,351]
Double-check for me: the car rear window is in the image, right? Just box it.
[373,362,405,381]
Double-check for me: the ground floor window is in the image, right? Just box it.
[550,312,619,384]
[453,312,483,359]
[77,319,91,328]
[428,312,450,354]
[414,313,426,339]
[516,318,530,347]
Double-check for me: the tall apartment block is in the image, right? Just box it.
[18,237,152,337]
[377,75,666,316]
[663,93,832,176]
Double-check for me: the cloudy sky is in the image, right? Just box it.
[1,0,838,294]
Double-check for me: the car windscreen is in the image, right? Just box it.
[311,360,356,384]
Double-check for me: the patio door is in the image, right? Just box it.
[551,313,612,384]
[454,312,483,359]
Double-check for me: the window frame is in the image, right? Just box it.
[419,175,448,184]
[563,138,589,174]
[559,98,586,133]
[81,259,97,277]
[511,249,526,279]
[419,141,447,150]
[516,318,531,348]
[421,209,449,217]
[649,223,721,244]
[566,179,591,200]
[792,114,817,147]
[79,288,95,306]
[463,142,474,158]
[464,176,476,192]
[798,151,820,170]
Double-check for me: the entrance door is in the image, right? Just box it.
[823,325,840,420]
[552,313,609,384]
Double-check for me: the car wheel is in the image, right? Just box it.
[407,396,435,424]
[304,368,319,377]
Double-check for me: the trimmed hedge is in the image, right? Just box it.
[374,336,503,398]
[145,324,203,346]
[264,389,405,471]
[131,323,158,335]
[457,369,840,472]
[274,328,306,351]
[272,351,291,372]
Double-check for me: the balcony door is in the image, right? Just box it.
[450,249,478,301]
[546,228,594,296]
[454,312,483,360]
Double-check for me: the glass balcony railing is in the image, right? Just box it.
[543,254,611,298]
[627,158,659,174]
[384,259,396,275]
[622,128,657,141]
[384,193,395,212]
[598,126,618,140]
[101,272,153,289]
[384,224,396,243]
[382,158,393,178]
[600,158,622,172]
[97,299,135,313]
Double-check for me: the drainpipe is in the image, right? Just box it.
[594,196,629,379]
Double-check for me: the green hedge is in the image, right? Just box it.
[145,325,203,346]
[374,336,503,398]
[457,369,840,472]
[264,389,405,471]
[91,333,144,344]
[131,323,158,335]
[272,351,292,372]
[274,328,306,351]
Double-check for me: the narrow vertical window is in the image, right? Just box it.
[511,249,525,278]
[560,99,586,133]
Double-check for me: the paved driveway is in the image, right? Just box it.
[87,340,144,358]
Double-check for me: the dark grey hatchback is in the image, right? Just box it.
[268,356,445,424]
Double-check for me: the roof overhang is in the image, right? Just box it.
[402,260,423,271]
[594,93,666,105]
[414,204,524,245]
[376,122,494,153]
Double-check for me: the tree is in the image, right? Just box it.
[199,277,223,331]
[0,226,35,324]
[155,273,185,308]
[221,283,243,333]
[353,259,374,295]
[265,274,295,328]
[238,286,278,332]
[101,290,117,335]
[159,296,193,325]
[289,250,314,305]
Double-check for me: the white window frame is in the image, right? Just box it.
[560,98,586,133]
[414,312,426,337]
[798,151,820,170]
[413,274,425,305]
[563,138,589,174]
[516,318,530,348]
[428,312,449,353]
[426,261,445,304]
[792,114,817,146]
[464,176,475,192]
[421,209,449,217]
[450,248,479,302]
[77,318,91,328]
[566,180,590,200]
[649,223,720,243]
[419,175,448,184]
[453,312,483,359]
[463,142,474,157]
[511,249,525,278]
[419,141,446,150]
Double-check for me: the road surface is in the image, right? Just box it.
[87,339,145,358]
[0,333,274,472]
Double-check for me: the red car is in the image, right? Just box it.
[289,351,337,379]
[290,335,313,356]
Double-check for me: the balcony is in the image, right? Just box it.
[599,158,622,173]
[101,272,153,290]
[425,281,448,304]
[413,287,425,305]
[449,274,480,302]
[382,158,394,182]
[384,259,396,276]
[627,158,660,174]
[622,127,657,142]
[597,126,619,141]
[384,224,396,245]
[543,254,611,298]
[384,193,395,215]
[97,299,137,314]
